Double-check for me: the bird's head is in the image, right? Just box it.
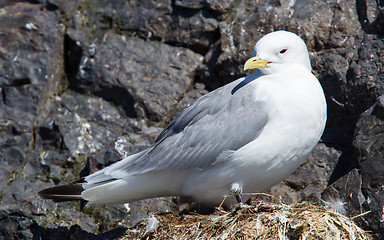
[244,31,311,75]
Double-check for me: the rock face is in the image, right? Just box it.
[352,96,384,236]
[72,33,203,121]
[0,0,383,239]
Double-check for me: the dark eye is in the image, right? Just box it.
[280,48,288,54]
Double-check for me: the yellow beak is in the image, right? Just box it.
[244,56,270,71]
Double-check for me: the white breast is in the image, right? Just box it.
[183,68,326,207]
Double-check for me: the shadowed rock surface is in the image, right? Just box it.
[0,0,383,239]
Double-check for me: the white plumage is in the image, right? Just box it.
[40,31,327,208]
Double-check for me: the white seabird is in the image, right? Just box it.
[39,31,327,208]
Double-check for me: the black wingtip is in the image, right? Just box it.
[38,183,84,203]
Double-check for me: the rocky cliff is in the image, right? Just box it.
[0,0,383,239]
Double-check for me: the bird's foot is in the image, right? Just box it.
[230,182,243,204]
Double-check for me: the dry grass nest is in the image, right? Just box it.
[120,199,372,240]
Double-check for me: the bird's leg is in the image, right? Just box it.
[235,194,243,203]
[230,183,243,203]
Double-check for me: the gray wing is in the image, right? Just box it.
[86,73,269,183]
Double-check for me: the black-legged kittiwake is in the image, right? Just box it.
[39,31,327,208]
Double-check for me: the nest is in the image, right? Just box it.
[120,200,372,240]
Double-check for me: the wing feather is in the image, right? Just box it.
[85,72,269,185]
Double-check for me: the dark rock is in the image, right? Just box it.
[0,1,22,8]
[1,177,47,205]
[0,1,64,203]
[203,0,235,13]
[321,169,365,218]
[0,1,64,131]
[3,146,26,171]
[68,0,231,51]
[88,127,163,172]
[314,53,354,126]
[314,34,384,128]
[34,90,147,156]
[346,35,384,118]
[65,29,89,86]
[60,91,143,134]
[145,10,220,54]
[0,2,64,108]
[352,96,384,237]
[30,224,127,240]
[0,168,9,194]
[0,131,30,193]
[203,0,363,89]
[356,0,384,34]
[113,0,220,54]
[53,1,81,14]
[72,32,203,121]
[116,0,172,36]
[0,208,34,240]
[56,106,117,155]
[175,0,205,10]
[35,120,64,150]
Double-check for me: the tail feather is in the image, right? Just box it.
[38,183,84,203]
